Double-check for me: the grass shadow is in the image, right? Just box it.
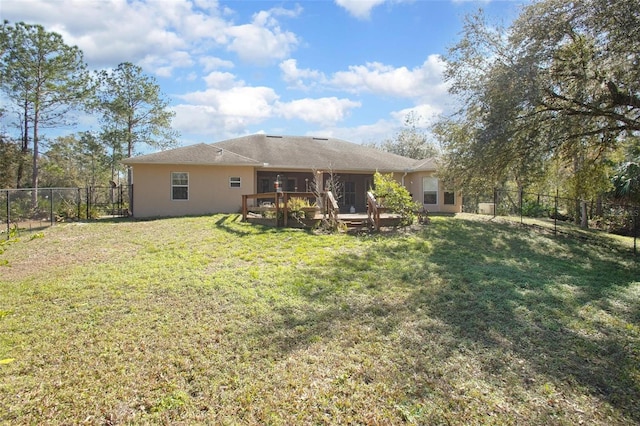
[249,215,640,422]
[413,218,639,421]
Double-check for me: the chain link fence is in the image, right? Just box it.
[469,189,639,256]
[1,185,131,238]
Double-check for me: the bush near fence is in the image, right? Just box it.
[1,186,131,236]
[470,189,639,238]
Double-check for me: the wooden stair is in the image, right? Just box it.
[339,217,370,231]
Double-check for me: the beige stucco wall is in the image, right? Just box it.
[405,171,462,213]
[130,164,255,218]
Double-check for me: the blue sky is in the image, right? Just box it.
[1,0,526,150]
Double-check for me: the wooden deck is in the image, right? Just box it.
[241,191,403,230]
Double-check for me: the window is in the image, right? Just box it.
[444,190,455,205]
[423,177,438,205]
[229,177,241,188]
[286,178,296,192]
[171,172,188,200]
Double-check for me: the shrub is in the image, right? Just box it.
[287,197,316,220]
[521,199,549,217]
[373,172,419,226]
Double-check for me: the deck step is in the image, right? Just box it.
[340,219,369,229]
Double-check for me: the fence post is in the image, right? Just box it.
[554,190,558,236]
[633,207,640,257]
[86,187,90,220]
[5,190,9,239]
[493,188,497,218]
[50,188,54,226]
[119,185,124,215]
[520,188,523,224]
[77,188,81,219]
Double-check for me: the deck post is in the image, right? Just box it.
[282,192,287,227]
[242,194,248,221]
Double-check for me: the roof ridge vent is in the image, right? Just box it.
[312,137,329,141]
[266,135,283,138]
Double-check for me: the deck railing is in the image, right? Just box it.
[241,190,341,228]
[324,190,339,224]
[367,191,381,230]
[242,191,321,226]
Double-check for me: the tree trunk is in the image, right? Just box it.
[17,99,29,188]
[31,103,39,208]
[580,201,588,229]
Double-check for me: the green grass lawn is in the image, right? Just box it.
[1,214,639,425]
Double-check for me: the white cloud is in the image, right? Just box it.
[334,0,387,19]
[390,104,442,127]
[175,70,360,137]
[172,104,253,139]
[280,59,326,90]
[1,0,301,74]
[311,102,443,145]
[202,71,239,89]
[174,71,275,136]
[330,55,448,100]
[225,8,300,65]
[180,86,278,119]
[314,119,396,145]
[139,51,195,78]
[199,56,235,72]
[279,55,447,103]
[276,97,361,126]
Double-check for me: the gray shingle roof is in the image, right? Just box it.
[124,134,436,172]
[122,143,260,166]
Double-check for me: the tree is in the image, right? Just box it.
[436,1,640,197]
[0,21,92,199]
[0,130,21,189]
[611,140,640,204]
[39,132,111,188]
[94,62,178,186]
[373,112,439,160]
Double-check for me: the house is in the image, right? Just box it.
[122,134,462,218]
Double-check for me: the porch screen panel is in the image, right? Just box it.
[344,181,356,207]
[260,178,270,193]
[423,177,438,205]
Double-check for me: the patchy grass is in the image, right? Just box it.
[1,214,639,425]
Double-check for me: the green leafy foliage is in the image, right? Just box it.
[94,62,178,172]
[436,0,640,205]
[0,21,92,194]
[373,171,419,226]
[287,196,316,220]
[370,111,438,160]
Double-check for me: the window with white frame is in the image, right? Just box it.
[171,172,189,200]
[423,177,438,205]
[229,177,241,188]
